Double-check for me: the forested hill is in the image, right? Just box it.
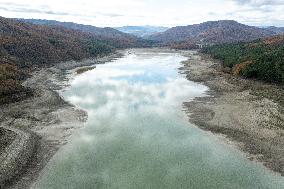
[16,18,152,48]
[0,16,111,104]
[147,20,281,48]
[0,17,115,67]
[0,16,150,104]
[202,35,284,84]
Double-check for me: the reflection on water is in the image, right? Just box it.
[36,49,284,189]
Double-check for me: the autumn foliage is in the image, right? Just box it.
[203,35,284,84]
[0,16,150,104]
[232,61,253,76]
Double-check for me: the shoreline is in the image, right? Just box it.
[0,52,123,189]
[1,48,283,188]
[181,50,284,176]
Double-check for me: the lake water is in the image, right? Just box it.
[35,49,284,189]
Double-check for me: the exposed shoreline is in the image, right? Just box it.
[1,48,283,188]
[181,51,284,176]
[0,52,123,189]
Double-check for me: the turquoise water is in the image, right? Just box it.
[35,49,284,189]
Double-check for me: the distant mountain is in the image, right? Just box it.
[147,20,277,47]
[16,18,152,48]
[265,26,284,34]
[115,26,169,37]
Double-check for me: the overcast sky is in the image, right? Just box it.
[0,0,283,27]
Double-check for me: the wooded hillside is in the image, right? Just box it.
[148,20,276,43]
[202,35,284,84]
[17,18,153,48]
[0,16,134,104]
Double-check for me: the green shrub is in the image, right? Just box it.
[203,39,284,84]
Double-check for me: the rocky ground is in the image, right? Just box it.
[180,51,284,176]
[0,52,123,189]
[0,128,16,155]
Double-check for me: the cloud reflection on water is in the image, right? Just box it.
[67,53,208,119]
[35,50,284,189]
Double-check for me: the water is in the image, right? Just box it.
[35,49,284,189]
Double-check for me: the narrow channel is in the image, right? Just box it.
[34,49,284,189]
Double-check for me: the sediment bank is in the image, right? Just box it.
[181,51,284,175]
[0,52,122,189]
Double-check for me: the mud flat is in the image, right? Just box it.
[0,52,122,189]
[180,51,284,176]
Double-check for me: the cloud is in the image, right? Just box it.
[0,0,283,27]
[0,1,72,16]
[232,0,284,7]
[0,7,69,15]
[95,12,124,17]
[224,0,284,26]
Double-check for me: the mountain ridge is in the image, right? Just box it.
[16,18,152,48]
[147,20,282,47]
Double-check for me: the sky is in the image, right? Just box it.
[0,0,283,27]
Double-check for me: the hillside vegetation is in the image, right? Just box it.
[202,35,284,84]
[0,17,151,104]
[17,18,152,48]
[148,20,282,49]
[0,18,115,67]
